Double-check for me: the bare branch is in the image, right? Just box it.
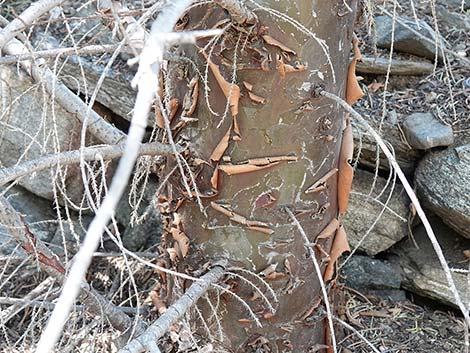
[35,1,201,351]
[320,90,470,327]
[0,44,128,65]
[1,35,126,145]
[0,142,177,187]
[0,195,146,336]
[213,0,257,24]
[0,0,64,50]
[118,266,225,353]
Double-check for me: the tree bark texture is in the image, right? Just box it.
[157,1,358,351]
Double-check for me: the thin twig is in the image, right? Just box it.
[0,142,177,187]
[321,90,470,327]
[334,316,381,353]
[35,2,201,351]
[285,207,337,353]
[0,0,64,50]
[2,35,125,144]
[0,195,146,336]
[118,266,225,353]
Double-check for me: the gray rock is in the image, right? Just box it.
[0,65,85,202]
[59,56,137,123]
[438,0,470,10]
[389,218,470,308]
[356,57,434,76]
[353,117,423,174]
[437,5,470,31]
[343,169,409,256]
[402,113,454,150]
[375,15,445,60]
[415,145,470,238]
[114,183,162,250]
[342,256,403,296]
[0,186,57,253]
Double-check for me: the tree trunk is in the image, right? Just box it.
[158,1,358,351]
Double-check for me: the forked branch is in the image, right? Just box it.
[213,0,257,24]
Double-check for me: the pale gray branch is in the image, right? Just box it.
[2,35,126,145]
[321,90,470,327]
[0,44,128,65]
[0,142,177,187]
[0,0,64,50]
[0,195,146,336]
[119,266,225,353]
[36,1,199,351]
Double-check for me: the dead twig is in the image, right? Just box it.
[2,35,125,144]
[35,2,211,351]
[0,195,146,337]
[0,0,64,50]
[0,142,177,187]
[118,266,225,353]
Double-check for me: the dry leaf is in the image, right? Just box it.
[338,118,354,215]
[346,34,364,104]
[324,225,350,281]
[202,51,240,116]
[262,34,296,55]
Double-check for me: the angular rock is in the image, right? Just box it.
[375,15,444,60]
[0,186,57,253]
[389,218,470,308]
[402,112,454,150]
[59,56,137,122]
[352,117,423,174]
[343,169,409,256]
[415,145,470,238]
[0,65,85,201]
[356,57,434,76]
[342,255,405,301]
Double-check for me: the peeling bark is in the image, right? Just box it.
[156,1,358,351]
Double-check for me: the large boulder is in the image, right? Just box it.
[415,145,470,238]
[0,186,57,253]
[0,65,85,202]
[375,15,445,60]
[343,169,409,256]
[389,218,469,308]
